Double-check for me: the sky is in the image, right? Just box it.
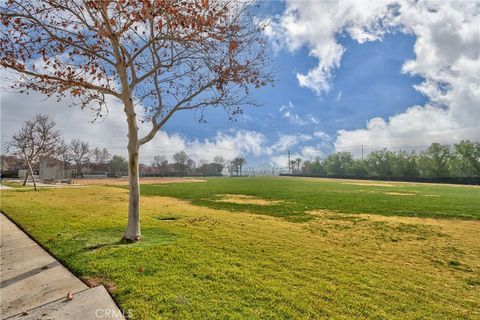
[1,0,479,171]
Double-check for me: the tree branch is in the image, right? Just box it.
[3,64,121,98]
[139,80,216,145]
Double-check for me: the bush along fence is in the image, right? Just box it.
[280,173,480,185]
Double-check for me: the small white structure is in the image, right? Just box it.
[18,169,29,180]
[18,169,40,184]
[39,162,74,184]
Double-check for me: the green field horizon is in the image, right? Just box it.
[1,177,479,319]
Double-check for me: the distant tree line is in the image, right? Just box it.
[144,152,226,177]
[296,141,479,179]
[1,115,252,186]
[146,154,248,177]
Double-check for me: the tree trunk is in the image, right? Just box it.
[27,161,37,191]
[22,170,29,186]
[76,163,82,178]
[123,102,141,242]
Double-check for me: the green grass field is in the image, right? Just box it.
[1,177,479,319]
[139,177,480,221]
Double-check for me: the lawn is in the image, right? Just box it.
[1,177,479,319]
[139,176,480,221]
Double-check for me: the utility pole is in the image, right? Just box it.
[287,150,291,174]
[361,145,364,161]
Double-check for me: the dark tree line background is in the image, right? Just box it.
[291,141,479,182]
[1,115,246,179]
[3,116,478,182]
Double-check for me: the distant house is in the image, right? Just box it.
[1,155,26,177]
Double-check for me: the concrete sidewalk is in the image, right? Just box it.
[1,213,125,319]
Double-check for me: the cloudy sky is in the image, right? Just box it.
[1,1,479,170]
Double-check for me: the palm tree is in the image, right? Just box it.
[295,158,303,173]
[289,160,296,174]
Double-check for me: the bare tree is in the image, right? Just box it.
[1,0,271,241]
[213,156,225,165]
[152,155,168,176]
[227,161,236,176]
[152,155,166,167]
[91,147,111,165]
[100,148,111,164]
[92,147,101,165]
[186,158,196,174]
[238,157,246,176]
[231,157,246,176]
[173,151,190,176]
[70,139,90,178]
[213,156,225,175]
[10,114,61,190]
[58,140,71,168]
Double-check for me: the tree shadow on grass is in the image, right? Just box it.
[82,226,178,252]
[84,241,126,251]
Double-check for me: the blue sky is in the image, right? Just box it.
[161,27,427,160]
[2,1,478,169]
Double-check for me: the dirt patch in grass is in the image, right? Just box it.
[75,177,206,186]
[155,216,179,221]
[384,192,416,196]
[344,182,396,187]
[306,210,480,254]
[315,177,480,188]
[81,276,117,293]
[308,209,337,216]
[188,216,212,224]
[214,194,283,205]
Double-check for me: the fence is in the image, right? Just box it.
[280,174,480,185]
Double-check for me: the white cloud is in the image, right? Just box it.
[270,152,302,168]
[190,130,268,159]
[301,131,334,160]
[1,84,334,168]
[313,131,332,141]
[335,105,470,154]
[334,91,343,102]
[279,100,294,112]
[300,145,323,159]
[1,89,128,154]
[279,101,319,126]
[268,1,480,150]
[270,133,312,153]
[267,0,397,94]
[1,82,339,169]
[270,155,290,168]
[269,130,334,167]
[142,130,269,163]
[0,88,271,164]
